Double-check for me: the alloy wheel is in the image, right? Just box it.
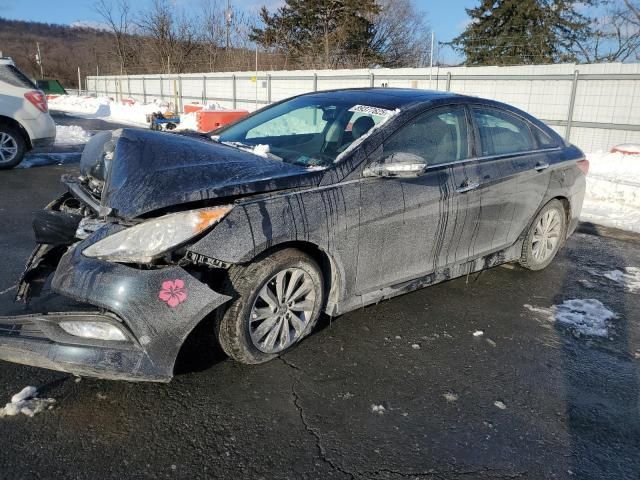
[0,132,18,165]
[531,209,562,263]
[249,268,317,354]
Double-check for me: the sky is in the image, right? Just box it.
[0,0,477,63]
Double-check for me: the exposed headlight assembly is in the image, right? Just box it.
[83,206,233,263]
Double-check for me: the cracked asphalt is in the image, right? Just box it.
[0,116,639,480]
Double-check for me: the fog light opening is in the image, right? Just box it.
[59,321,128,341]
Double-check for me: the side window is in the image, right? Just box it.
[246,105,328,139]
[472,107,534,156]
[532,126,557,148]
[383,106,469,165]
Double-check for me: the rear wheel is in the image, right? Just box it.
[0,126,26,169]
[216,248,324,364]
[520,199,566,271]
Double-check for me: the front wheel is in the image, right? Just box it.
[216,248,325,364]
[519,199,567,271]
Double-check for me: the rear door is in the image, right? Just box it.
[467,106,553,256]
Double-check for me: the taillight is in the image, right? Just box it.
[24,91,48,113]
[577,158,589,175]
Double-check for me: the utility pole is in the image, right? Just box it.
[226,0,232,50]
[35,42,44,79]
[429,31,435,88]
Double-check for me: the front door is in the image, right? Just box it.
[356,105,480,293]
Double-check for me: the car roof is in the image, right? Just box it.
[299,88,466,109]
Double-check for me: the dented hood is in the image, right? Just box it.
[100,129,324,219]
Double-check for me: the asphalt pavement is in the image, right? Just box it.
[0,116,639,480]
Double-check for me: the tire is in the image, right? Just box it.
[0,125,26,169]
[216,248,325,364]
[519,199,567,271]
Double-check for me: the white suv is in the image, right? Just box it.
[0,58,56,169]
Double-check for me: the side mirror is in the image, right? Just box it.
[363,152,428,178]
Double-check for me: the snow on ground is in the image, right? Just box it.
[581,151,640,233]
[54,125,91,145]
[602,267,640,294]
[48,95,168,126]
[524,299,618,337]
[0,386,55,418]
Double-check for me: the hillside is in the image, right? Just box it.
[0,18,121,88]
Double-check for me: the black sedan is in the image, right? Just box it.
[0,88,588,381]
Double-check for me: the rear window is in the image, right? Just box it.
[0,65,38,89]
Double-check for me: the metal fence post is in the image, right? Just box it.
[232,74,237,109]
[565,70,579,142]
[160,76,164,100]
[267,74,272,103]
[446,72,451,92]
[203,75,207,103]
[178,75,183,112]
[142,77,147,104]
[369,72,374,87]
[127,75,131,99]
[313,73,318,92]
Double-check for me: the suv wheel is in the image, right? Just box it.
[216,248,325,364]
[0,126,26,169]
[520,199,567,271]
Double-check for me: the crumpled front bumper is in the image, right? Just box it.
[0,241,231,382]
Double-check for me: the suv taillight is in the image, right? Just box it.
[24,91,48,113]
[577,158,589,175]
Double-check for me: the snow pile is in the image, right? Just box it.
[581,151,640,233]
[177,112,198,131]
[603,267,640,294]
[48,95,170,126]
[0,386,55,418]
[54,125,91,145]
[203,101,227,111]
[371,404,386,414]
[524,299,618,337]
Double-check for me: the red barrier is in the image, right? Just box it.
[184,104,204,114]
[611,144,640,155]
[196,110,249,132]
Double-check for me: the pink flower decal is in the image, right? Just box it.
[159,279,188,308]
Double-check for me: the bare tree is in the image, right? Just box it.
[370,0,432,67]
[136,0,200,74]
[572,0,640,62]
[200,0,226,71]
[624,0,640,24]
[93,0,136,73]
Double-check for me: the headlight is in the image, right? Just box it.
[83,206,233,263]
[59,321,127,341]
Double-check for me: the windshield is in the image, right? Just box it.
[216,96,395,167]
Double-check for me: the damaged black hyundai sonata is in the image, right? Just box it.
[0,88,588,381]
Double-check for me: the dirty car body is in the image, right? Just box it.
[0,89,587,381]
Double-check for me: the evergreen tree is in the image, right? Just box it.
[250,0,380,68]
[450,0,593,65]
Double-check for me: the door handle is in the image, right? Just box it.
[456,179,480,193]
[535,162,550,172]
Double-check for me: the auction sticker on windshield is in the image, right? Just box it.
[348,105,395,117]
